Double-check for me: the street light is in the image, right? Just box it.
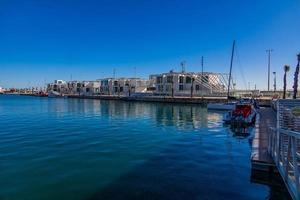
[273,72,276,92]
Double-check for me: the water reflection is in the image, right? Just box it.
[49,98,222,130]
[0,96,291,200]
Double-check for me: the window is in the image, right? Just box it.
[120,87,123,92]
[196,85,200,91]
[167,76,173,83]
[186,76,192,83]
[202,76,209,83]
[179,85,183,91]
[166,85,171,91]
[179,76,184,83]
[158,85,163,92]
[156,77,163,84]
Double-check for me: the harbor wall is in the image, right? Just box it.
[67,95,272,106]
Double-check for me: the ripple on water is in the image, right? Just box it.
[0,95,290,200]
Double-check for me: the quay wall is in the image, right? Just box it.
[67,95,272,106]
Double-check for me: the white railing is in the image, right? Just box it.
[268,99,300,200]
[268,127,300,200]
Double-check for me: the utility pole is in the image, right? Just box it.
[201,56,204,75]
[266,49,273,91]
[273,71,276,92]
[181,61,186,73]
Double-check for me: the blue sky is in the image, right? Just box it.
[0,0,299,89]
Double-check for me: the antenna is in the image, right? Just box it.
[113,68,116,79]
[266,49,273,91]
[180,61,186,73]
[201,56,204,75]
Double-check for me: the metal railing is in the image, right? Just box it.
[268,127,300,200]
[268,99,300,200]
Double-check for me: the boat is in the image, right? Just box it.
[223,102,257,127]
[207,40,236,111]
[48,91,66,98]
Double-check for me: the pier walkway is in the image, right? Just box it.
[251,107,276,170]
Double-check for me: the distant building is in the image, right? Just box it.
[47,80,69,94]
[150,71,232,96]
[99,78,149,96]
[81,81,101,96]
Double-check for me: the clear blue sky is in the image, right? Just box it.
[0,0,299,89]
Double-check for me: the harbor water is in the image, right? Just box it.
[0,95,290,200]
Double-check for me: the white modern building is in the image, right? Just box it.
[150,71,233,96]
[47,80,69,94]
[48,80,101,96]
[100,78,149,96]
[81,81,101,96]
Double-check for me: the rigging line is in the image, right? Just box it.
[235,45,248,90]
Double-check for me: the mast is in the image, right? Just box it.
[227,40,235,99]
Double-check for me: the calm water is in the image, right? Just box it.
[0,95,289,200]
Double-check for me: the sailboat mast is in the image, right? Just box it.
[227,40,235,99]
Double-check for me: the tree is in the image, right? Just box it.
[293,54,300,99]
[283,65,290,99]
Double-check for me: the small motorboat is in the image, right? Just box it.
[223,103,257,128]
[48,91,66,98]
[207,102,236,111]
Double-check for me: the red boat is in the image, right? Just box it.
[224,103,257,128]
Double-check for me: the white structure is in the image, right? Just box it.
[0,86,4,93]
[100,78,149,96]
[47,80,69,94]
[150,71,233,96]
[67,81,83,95]
[268,100,300,200]
[48,80,101,96]
[81,81,101,96]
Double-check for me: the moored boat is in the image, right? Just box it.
[48,91,66,98]
[223,102,257,128]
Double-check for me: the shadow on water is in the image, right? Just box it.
[86,136,290,200]
[251,169,291,200]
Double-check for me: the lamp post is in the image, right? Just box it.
[273,72,276,92]
[266,49,273,91]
